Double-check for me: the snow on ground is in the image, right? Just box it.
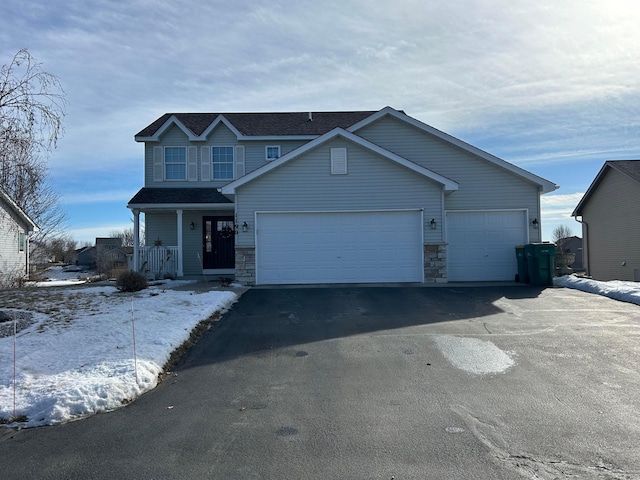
[554,275,640,306]
[0,272,239,428]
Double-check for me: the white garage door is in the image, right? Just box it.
[256,211,424,285]
[447,210,528,281]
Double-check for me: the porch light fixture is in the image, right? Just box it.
[242,221,249,233]
[190,221,195,230]
[430,218,437,229]
[531,218,539,228]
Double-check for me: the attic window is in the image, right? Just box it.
[331,148,347,175]
[266,146,280,161]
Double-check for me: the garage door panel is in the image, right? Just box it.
[256,211,423,284]
[447,211,527,281]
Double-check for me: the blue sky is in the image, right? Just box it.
[2,0,639,244]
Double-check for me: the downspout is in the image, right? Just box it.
[574,216,589,276]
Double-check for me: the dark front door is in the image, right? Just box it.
[202,216,235,269]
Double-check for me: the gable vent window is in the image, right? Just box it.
[331,148,347,175]
[266,146,281,161]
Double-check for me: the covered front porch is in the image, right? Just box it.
[127,188,236,278]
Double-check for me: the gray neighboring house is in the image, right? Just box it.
[128,107,557,285]
[0,187,38,284]
[572,160,640,281]
[77,238,127,268]
[555,236,583,271]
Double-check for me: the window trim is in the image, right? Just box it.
[265,145,281,161]
[212,145,235,180]
[331,147,348,175]
[164,146,187,181]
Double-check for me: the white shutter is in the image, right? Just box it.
[153,146,164,182]
[201,146,211,181]
[235,145,245,179]
[188,146,198,181]
[331,148,347,175]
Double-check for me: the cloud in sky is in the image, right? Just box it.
[1,0,639,243]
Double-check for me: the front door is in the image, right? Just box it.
[202,216,235,269]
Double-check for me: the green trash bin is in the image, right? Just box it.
[515,245,528,283]
[525,243,556,286]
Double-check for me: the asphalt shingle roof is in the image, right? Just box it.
[608,160,640,183]
[127,188,232,206]
[135,111,378,138]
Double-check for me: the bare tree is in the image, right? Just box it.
[552,225,573,243]
[0,49,67,242]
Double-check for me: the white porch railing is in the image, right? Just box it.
[134,246,179,279]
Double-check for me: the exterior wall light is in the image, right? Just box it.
[190,221,195,230]
[242,221,249,232]
[531,218,539,228]
[430,218,437,229]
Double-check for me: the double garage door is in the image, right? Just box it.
[447,210,528,281]
[255,211,424,285]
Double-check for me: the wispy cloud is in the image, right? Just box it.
[60,190,138,205]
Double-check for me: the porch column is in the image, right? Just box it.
[176,209,184,277]
[133,209,140,272]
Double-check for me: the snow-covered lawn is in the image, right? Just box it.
[0,267,239,428]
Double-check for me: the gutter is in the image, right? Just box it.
[574,216,589,276]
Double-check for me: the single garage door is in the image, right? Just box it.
[447,210,527,281]
[256,210,424,285]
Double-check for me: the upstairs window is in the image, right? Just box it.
[19,232,25,252]
[213,146,234,180]
[165,147,187,180]
[266,146,281,161]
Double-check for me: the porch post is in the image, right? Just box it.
[176,209,184,277]
[133,209,140,272]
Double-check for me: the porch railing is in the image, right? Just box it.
[133,246,179,278]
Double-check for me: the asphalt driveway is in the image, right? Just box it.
[2,286,640,479]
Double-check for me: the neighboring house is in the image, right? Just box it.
[128,107,557,285]
[77,238,126,268]
[0,187,38,285]
[555,236,583,271]
[572,160,640,281]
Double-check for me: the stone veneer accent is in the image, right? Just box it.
[235,244,447,285]
[235,246,256,285]
[424,243,447,283]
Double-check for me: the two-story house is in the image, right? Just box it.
[127,107,557,285]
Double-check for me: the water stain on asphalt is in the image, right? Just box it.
[277,427,299,437]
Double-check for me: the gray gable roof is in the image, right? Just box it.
[127,188,232,207]
[573,160,640,216]
[135,111,378,138]
[0,186,38,231]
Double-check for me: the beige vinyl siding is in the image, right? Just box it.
[356,115,541,239]
[0,201,28,280]
[234,138,443,247]
[581,168,640,281]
